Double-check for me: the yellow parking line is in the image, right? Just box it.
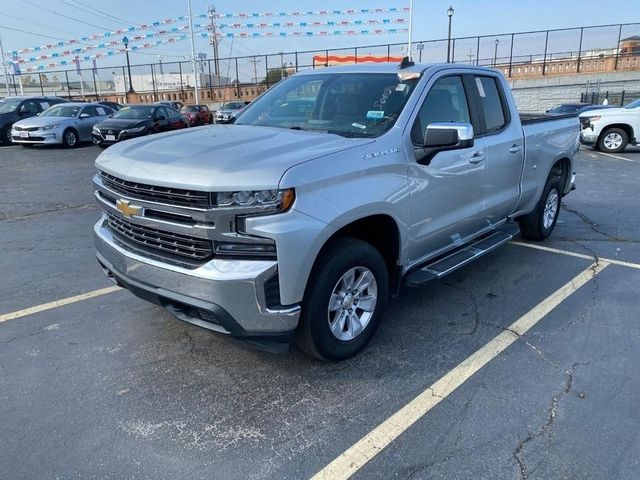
[0,286,121,324]
[511,241,640,270]
[311,261,609,480]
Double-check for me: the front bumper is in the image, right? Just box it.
[94,215,300,342]
[11,127,63,144]
[92,129,146,146]
[580,130,598,145]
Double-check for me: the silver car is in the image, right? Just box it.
[11,102,113,147]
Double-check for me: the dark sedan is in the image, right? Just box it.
[92,105,188,148]
[1,96,67,144]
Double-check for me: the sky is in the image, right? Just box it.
[0,0,639,81]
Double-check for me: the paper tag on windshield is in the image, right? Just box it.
[395,84,408,92]
[366,110,385,119]
[475,78,486,97]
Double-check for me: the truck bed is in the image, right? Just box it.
[519,112,575,125]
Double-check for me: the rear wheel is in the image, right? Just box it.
[296,238,388,361]
[518,176,562,241]
[597,127,628,153]
[62,128,78,148]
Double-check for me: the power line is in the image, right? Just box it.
[67,0,138,25]
[23,0,114,31]
[1,12,85,38]
[56,0,125,26]
[0,25,69,42]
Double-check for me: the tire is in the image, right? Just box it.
[296,238,388,361]
[2,125,12,144]
[62,128,78,148]
[518,176,562,241]
[597,127,628,154]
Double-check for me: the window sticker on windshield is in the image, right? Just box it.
[366,110,385,119]
[352,123,367,130]
[395,84,408,92]
[475,78,486,97]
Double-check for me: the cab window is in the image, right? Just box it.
[411,76,471,145]
[473,76,509,134]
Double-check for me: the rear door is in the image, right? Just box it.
[406,74,489,263]
[468,74,523,225]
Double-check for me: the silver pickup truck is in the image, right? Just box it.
[93,63,579,360]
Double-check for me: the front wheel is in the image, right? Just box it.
[296,238,388,361]
[2,125,12,144]
[62,129,78,148]
[518,177,562,241]
[597,127,628,153]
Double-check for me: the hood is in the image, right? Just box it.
[579,106,624,117]
[95,118,148,130]
[13,115,74,128]
[95,124,374,191]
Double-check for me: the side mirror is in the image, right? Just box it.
[80,113,90,119]
[416,122,474,165]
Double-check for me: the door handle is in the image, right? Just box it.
[469,152,486,164]
[509,145,523,154]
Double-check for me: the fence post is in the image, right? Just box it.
[325,49,329,67]
[542,30,549,76]
[620,90,625,106]
[614,24,622,70]
[387,44,390,62]
[207,59,213,101]
[91,68,98,100]
[451,38,456,63]
[64,70,71,99]
[576,27,584,73]
[179,62,184,101]
[508,33,514,77]
[235,57,240,98]
[475,36,480,65]
[38,73,45,96]
[264,55,269,87]
[295,51,298,72]
[150,64,157,102]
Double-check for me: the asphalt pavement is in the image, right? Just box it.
[0,142,639,479]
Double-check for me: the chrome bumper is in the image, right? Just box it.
[94,215,300,339]
[580,130,598,145]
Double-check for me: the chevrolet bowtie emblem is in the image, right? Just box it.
[116,199,142,218]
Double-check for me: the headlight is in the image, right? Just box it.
[124,125,146,133]
[92,126,100,133]
[213,188,295,212]
[585,115,601,122]
[41,124,58,131]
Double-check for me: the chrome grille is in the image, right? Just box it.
[13,126,39,132]
[100,171,210,208]
[105,212,213,262]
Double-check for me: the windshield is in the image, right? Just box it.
[234,72,419,138]
[0,99,21,114]
[222,102,244,110]
[113,106,154,119]
[181,106,198,112]
[41,105,81,117]
[624,99,640,109]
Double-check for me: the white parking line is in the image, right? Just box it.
[511,241,640,270]
[595,151,636,162]
[311,261,609,480]
[0,286,121,324]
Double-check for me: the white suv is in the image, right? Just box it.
[579,98,640,153]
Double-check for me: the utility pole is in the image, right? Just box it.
[208,5,221,81]
[248,56,261,84]
[187,0,199,104]
[0,34,11,96]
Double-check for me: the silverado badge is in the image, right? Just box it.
[116,199,142,218]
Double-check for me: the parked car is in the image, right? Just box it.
[98,101,123,111]
[579,98,640,153]
[180,104,214,126]
[0,96,67,144]
[546,103,612,116]
[11,102,112,147]
[154,100,184,111]
[92,104,188,147]
[93,63,578,360]
[215,101,246,123]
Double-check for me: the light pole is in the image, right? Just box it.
[187,0,200,105]
[446,6,454,63]
[493,39,499,67]
[122,36,134,94]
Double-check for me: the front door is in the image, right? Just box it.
[406,74,488,265]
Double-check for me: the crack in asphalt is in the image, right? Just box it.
[183,325,196,354]
[0,202,96,222]
[443,281,480,336]
[511,364,580,480]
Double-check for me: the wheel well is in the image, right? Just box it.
[599,123,634,142]
[549,158,570,194]
[324,215,402,293]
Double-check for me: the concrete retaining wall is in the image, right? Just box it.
[507,71,640,112]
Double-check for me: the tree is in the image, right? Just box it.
[261,68,289,85]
